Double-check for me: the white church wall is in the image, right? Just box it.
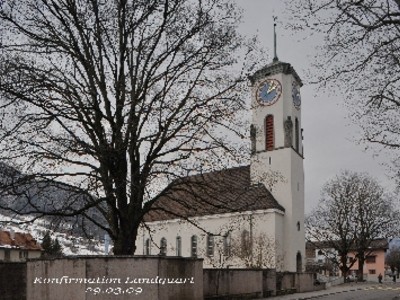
[289,149,306,270]
[250,66,305,272]
[136,209,283,269]
[249,210,285,270]
[255,148,305,272]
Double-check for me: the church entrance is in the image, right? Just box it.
[296,252,302,273]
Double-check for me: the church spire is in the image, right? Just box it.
[273,16,279,62]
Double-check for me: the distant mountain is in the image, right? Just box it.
[0,212,109,256]
[0,162,107,239]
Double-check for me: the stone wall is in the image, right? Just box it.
[1,258,322,300]
[0,262,27,300]
[26,256,203,300]
[277,272,316,293]
[278,272,296,291]
[295,273,316,293]
[203,269,263,299]
[262,269,276,296]
[203,269,318,299]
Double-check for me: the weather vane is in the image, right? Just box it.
[273,16,279,62]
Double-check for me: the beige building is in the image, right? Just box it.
[137,58,306,272]
[306,239,389,282]
[0,230,42,262]
[347,239,388,281]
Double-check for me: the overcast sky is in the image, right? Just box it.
[236,0,397,213]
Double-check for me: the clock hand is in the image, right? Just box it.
[267,83,276,94]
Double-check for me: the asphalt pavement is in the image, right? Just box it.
[257,281,400,300]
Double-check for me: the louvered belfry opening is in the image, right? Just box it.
[265,115,274,151]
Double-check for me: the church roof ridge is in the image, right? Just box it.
[144,165,285,222]
[176,165,249,182]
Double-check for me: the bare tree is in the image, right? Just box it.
[386,246,400,277]
[306,171,399,281]
[305,257,336,277]
[235,233,282,269]
[0,0,257,254]
[285,0,400,179]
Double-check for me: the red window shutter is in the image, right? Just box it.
[265,115,274,151]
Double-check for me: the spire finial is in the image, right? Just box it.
[273,16,279,62]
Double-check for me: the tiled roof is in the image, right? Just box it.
[306,238,389,251]
[0,230,42,251]
[144,166,284,222]
[369,238,389,249]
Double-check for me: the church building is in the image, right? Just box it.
[136,54,305,272]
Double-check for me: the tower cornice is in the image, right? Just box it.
[249,61,303,87]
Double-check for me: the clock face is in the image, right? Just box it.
[256,79,282,106]
[292,81,301,109]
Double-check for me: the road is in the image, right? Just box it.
[317,285,400,300]
[265,282,400,300]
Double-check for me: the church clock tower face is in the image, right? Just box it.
[256,79,282,106]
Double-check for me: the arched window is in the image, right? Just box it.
[241,230,251,256]
[160,237,167,256]
[265,115,274,151]
[296,251,302,273]
[191,235,198,258]
[206,234,214,257]
[297,221,301,231]
[176,236,182,256]
[295,117,299,152]
[145,238,151,255]
[223,233,231,256]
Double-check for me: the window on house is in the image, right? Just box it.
[160,237,167,256]
[295,117,299,152]
[366,256,376,263]
[369,269,376,274]
[347,256,355,264]
[191,235,198,258]
[265,115,274,151]
[4,249,10,262]
[223,233,231,256]
[206,234,214,257]
[19,251,27,259]
[176,236,182,256]
[145,238,151,255]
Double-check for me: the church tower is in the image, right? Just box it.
[249,29,305,272]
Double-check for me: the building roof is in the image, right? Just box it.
[144,166,285,222]
[248,60,303,86]
[306,238,389,252]
[0,230,42,251]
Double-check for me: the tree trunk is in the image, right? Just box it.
[340,255,349,282]
[112,227,139,255]
[358,258,365,281]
